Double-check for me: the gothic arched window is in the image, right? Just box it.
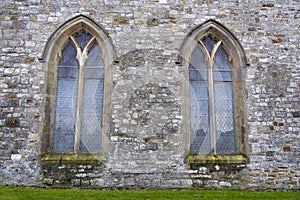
[53,31,104,153]
[179,20,248,160]
[41,16,115,156]
[189,36,236,154]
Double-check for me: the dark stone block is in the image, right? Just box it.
[147,143,158,151]
[262,4,275,7]
[292,112,300,118]
[4,118,20,127]
[147,18,159,26]
[283,146,291,152]
[266,151,275,157]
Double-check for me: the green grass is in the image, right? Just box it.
[0,187,299,200]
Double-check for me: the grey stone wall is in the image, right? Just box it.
[0,0,299,189]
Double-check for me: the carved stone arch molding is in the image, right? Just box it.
[40,15,116,155]
[41,14,116,67]
[179,20,248,72]
[179,20,249,161]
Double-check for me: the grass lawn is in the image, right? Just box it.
[0,187,299,200]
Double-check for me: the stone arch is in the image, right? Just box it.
[178,19,248,72]
[179,20,249,157]
[41,14,116,66]
[40,15,115,154]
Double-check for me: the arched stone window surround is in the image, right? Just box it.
[40,15,116,156]
[178,20,249,162]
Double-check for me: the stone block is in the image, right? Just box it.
[219,181,232,187]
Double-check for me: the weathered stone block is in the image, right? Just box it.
[4,118,19,127]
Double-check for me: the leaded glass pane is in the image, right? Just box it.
[189,45,210,153]
[85,43,104,79]
[84,68,104,79]
[74,31,93,50]
[213,43,236,153]
[55,80,78,109]
[189,65,207,82]
[59,41,78,66]
[214,45,232,82]
[214,82,236,153]
[215,45,231,70]
[53,40,78,152]
[86,43,104,67]
[190,82,210,153]
[189,46,207,81]
[213,71,232,82]
[52,106,76,152]
[80,42,104,152]
[58,67,78,79]
[202,36,217,53]
[80,80,103,152]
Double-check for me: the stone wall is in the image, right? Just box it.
[0,0,299,190]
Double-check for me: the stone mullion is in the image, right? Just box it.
[74,64,84,152]
[208,66,216,154]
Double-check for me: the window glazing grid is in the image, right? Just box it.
[189,36,236,154]
[53,31,104,153]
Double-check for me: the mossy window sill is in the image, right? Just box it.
[186,154,248,168]
[41,152,106,164]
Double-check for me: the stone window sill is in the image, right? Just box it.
[41,153,106,164]
[186,154,248,170]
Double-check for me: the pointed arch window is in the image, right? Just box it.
[180,21,248,161]
[189,36,236,154]
[53,31,104,153]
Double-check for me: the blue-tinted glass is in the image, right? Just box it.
[53,80,78,152]
[84,68,104,79]
[59,41,78,66]
[216,129,236,153]
[86,43,104,67]
[189,45,210,153]
[189,46,207,81]
[214,43,232,82]
[80,80,103,152]
[214,82,236,153]
[55,80,78,109]
[74,31,93,50]
[189,65,207,81]
[189,81,209,101]
[213,71,232,82]
[213,43,236,153]
[202,36,217,53]
[52,108,76,152]
[53,40,79,152]
[190,82,210,153]
[58,67,78,79]
[85,43,104,79]
[215,45,231,70]
[80,41,104,152]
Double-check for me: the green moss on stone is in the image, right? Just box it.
[41,153,105,164]
[186,154,247,165]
